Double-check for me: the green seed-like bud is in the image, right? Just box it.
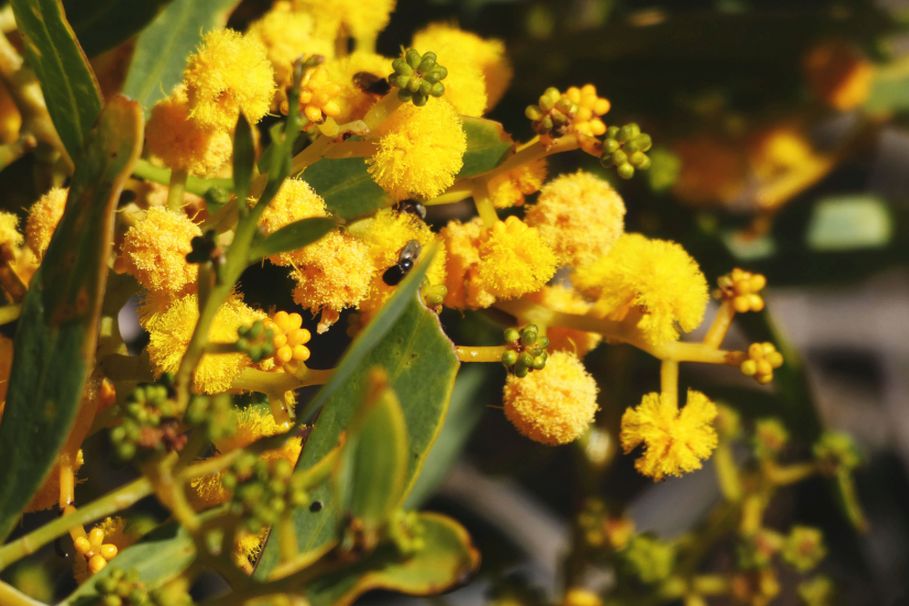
[531,355,546,370]
[612,149,628,165]
[629,151,648,168]
[514,364,529,378]
[405,48,422,68]
[501,350,518,366]
[617,163,635,180]
[520,325,538,346]
[636,134,653,151]
[602,138,620,154]
[430,82,445,97]
[504,327,520,343]
[606,125,620,139]
[637,156,652,171]
[525,105,543,121]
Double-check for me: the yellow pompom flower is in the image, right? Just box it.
[503,350,598,445]
[526,285,602,357]
[620,389,718,481]
[247,1,334,87]
[322,52,391,123]
[442,216,557,309]
[256,178,329,266]
[574,233,708,347]
[146,85,233,176]
[294,0,395,46]
[290,231,376,332]
[367,97,466,200]
[427,52,487,117]
[183,29,275,129]
[526,171,626,267]
[348,208,447,314]
[25,187,67,259]
[0,210,23,250]
[488,158,547,209]
[412,23,512,110]
[118,207,201,297]
[142,294,264,394]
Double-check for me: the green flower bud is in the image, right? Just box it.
[504,327,521,343]
[617,163,635,180]
[501,350,519,366]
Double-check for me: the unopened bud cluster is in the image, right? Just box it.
[740,342,783,384]
[717,268,767,313]
[185,394,237,442]
[263,310,311,372]
[223,453,309,532]
[390,49,447,106]
[501,324,550,377]
[601,123,652,180]
[74,527,119,575]
[94,568,190,606]
[110,384,184,460]
[236,319,276,363]
[526,84,610,148]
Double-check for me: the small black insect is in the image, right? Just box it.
[393,199,427,220]
[352,71,391,96]
[382,240,421,286]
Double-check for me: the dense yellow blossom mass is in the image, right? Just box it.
[503,351,598,445]
[620,389,718,480]
[118,207,201,297]
[248,1,333,87]
[25,186,67,259]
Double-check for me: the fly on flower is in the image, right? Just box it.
[382,239,421,285]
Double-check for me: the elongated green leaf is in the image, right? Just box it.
[233,113,256,206]
[249,217,337,262]
[64,0,171,57]
[122,0,239,113]
[0,96,143,542]
[60,522,196,605]
[303,513,479,606]
[303,157,391,220]
[11,0,102,158]
[255,250,459,576]
[458,117,514,178]
[335,372,409,534]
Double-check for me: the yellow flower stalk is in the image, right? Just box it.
[503,350,599,445]
[25,186,67,259]
[183,29,275,129]
[574,233,708,347]
[526,170,626,267]
[620,389,718,480]
[118,207,201,297]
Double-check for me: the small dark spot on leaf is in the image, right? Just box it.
[309,500,323,512]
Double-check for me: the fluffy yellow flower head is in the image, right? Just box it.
[183,29,275,129]
[348,208,446,314]
[574,233,708,347]
[119,207,201,297]
[0,210,23,250]
[526,285,602,357]
[322,52,391,123]
[503,351,598,445]
[367,97,466,200]
[248,1,334,87]
[488,158,547,209]
[25,186,67,259]
[620,389,718,480]
[256,178,328,266]
[146,85,233,176]
[412,23,513,110]
[294,0,395,44]
[527,170,626,267]
[142,294,263,393]
[442,216,557,308]
[291,231,375,332]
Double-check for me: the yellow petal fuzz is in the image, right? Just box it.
[620,390,718,481]
[574,233,708,347]
[348,208,446,314]
[0,210,23,250]
[294,0,396,44]
[525,284,602,357]
[488,158,547,209]
[321,52,392,123]
[429,52,487,117]
[442,216,557,309]
[119,207,201,297]
[503,351,598,445]
[247,1,334,87]
[526,170,626,267]
[25,186,68,259]
[256,178,329,266]
[367,97,466,201]
[142,294,264,394]
[290,231,376,332]
[412,23,512,110]
[183,29,275,129]
[146,85,233,176]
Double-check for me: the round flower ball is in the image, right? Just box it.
[503,351,598,445]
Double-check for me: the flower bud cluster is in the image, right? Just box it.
[74,527,119,575]
[501,324,550,377]
[601,123,653,180]
[235,319,276,363]
[740,342,784,384]
[716,268,767,313]
[263,311,312,372]
[110,384,185,460]
[94,568,191,606]
[223,453,309,532]
[390,49,448,106]
[185,394,237,442]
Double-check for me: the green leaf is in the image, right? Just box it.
[232,113,256,206]
[254,250,459,576]
[458,117,514,178]
[0,96,143,542]
[60,522,196,605]
[64,0,172,57]
[122,0,239,113]
[335,372,409,534]
[11,0,102,158]
[248,217,337,262]
[805,194,893,251]
[303,513,479,606]
[303,157,391,220]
